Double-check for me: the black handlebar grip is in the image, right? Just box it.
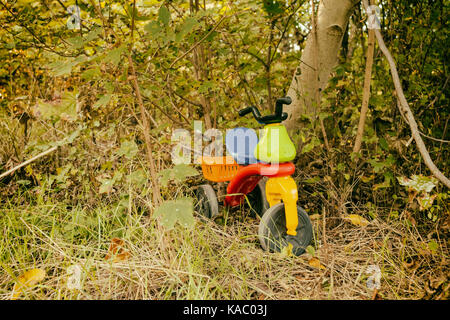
[276,97,292,105]
[238,107,253,117]
[238,98,291,124]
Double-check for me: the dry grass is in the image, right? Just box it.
[0,111,448,300]
[0,198,447,300]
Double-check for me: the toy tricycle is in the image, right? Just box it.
[194,97,313,256]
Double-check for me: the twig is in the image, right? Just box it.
[0,146,58,180]
[353,0,376,154]
[419,131,450,144]
[169,13,228,69]
[245,49,269,69]
[417,76,449,117]
[170,89,203,108]
[437,117,449,165]
[362,0,450,189]
[0,1,75,57]
[128,0,161,204]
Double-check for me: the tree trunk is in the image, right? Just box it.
[285,0,359,135]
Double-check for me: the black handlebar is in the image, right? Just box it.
[239,97,292,125]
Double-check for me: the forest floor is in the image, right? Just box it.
[0,179,448,300]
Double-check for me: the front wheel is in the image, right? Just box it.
[258,203,313,256]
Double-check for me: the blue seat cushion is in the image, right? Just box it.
[225,127,259,165]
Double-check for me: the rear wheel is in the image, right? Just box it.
[193,184,219,219]
[258,203,313,256]
[244,179,269,217]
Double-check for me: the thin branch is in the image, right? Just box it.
[147,98,187,127]
[419,131,450,144]
[245,49,269,68]
[0,146,58,180]
[270,1,303,64]
[167,92,192,125]
[417,75,449,117]
[362,0,450,188]
[169,13,228,69]
[0,1,74,56]
[353,0,375,154]
[128,0,161,204]
[170,89,203,108]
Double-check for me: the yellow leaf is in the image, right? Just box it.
[308,257,326,270]
[343,214,370,227]
[219,6,230,15]
[361,175,375,183]
[12,268,46,300]
[25,165,33,176]
[279,242,293,257]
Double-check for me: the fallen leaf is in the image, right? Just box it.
[105,238,130,262]
[11,268,46,300]
[279,243,294,257]
[343,214,370,227]
[417,194,436,211]
[308,257,326,270]
[371,289,382,300]
[305,245,315,256]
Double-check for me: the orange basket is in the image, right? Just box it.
[198,156,240,182]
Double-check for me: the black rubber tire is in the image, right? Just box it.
[193,184,219,219]
[258,203,313,256]
[244,179,269,217]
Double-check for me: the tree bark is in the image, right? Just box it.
[284,0,359,134]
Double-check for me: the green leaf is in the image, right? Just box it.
[319,112,331,121]
[36,90,78,121]
[158,164,199,187]
[373,171,393,190]
[47,60,77,76]
[306,245,316,257]
[368,159,387,173]
[116,140,139,160]
[17,180,31,185]
[66,36,84,49]
[379,137,389,151]
[93,94,112,109]
[263,0,283,15]
[428,239,438,253]
[304,176,320,184]
[98,171,123,194]
[81,67,101,80]
[84,27,103,43]
[104,45,126,66]
[158,6,170,26]
[127,169,147,186]
[301,136,321,154]
[198,81,214,94]
[176,17,198,42]
[154,198,195,230]
[145,21,162,36]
